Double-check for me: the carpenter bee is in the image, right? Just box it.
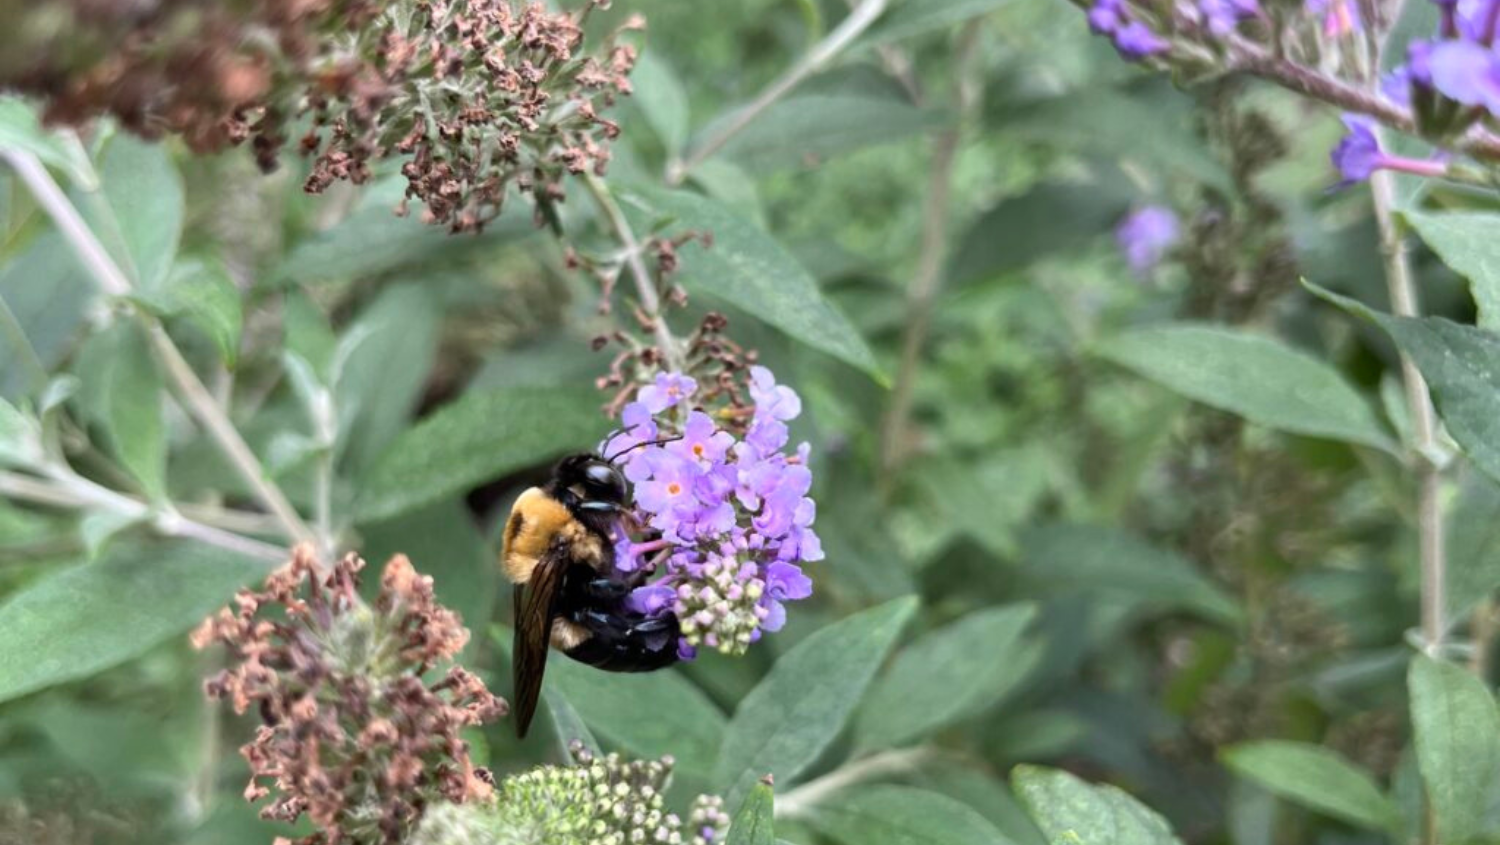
[502,448,680,738]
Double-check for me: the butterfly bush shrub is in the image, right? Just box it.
[8,0,1500,843]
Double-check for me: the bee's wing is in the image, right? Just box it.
[512,543,569,739]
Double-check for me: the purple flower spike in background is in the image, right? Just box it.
[1116,205,1181,275]
[1089,0,1126,32]
[1201,0,1261,36]
[1113,21,1170,59]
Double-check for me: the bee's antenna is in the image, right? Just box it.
[605,435,683,463]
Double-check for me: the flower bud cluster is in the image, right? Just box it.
[408,743,729,845]
[191,545,506,845]
[602,367,819,659]
[2,0,637,232]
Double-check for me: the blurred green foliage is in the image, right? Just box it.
[4,0,1500,843]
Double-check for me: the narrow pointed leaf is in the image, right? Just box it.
[616,185,883,382]
[1013,765,1183,845]
[1409,655,1500,844]
[807,785,1014,845]
[716,596,917,805]
[1098,324,1394,451]
[0,540,268,704]
[1222,741,1400,832]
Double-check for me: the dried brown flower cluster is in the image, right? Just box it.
[192,545,506,845]
[596,311,762,428]
[317,0,641,231]
[1,0,637,232]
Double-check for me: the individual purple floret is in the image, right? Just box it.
[1330,114,1449,184]
[1113,21,1171,58]
[602,366,821,658]
[1115,205,1181,276]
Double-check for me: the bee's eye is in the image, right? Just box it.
[582,462,626,501]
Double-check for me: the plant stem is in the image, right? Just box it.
[0,147,314,550]
[880,23,984,476]
[1369,169,1446,653]
[668,0,889,183]
[776,747,935,818]
[0,469,285,562]
[1226,37,1500,160]
[581,173,688,372]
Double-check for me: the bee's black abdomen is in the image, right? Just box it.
[564,610,681,672]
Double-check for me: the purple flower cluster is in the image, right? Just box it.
[1386,0,1500,122]
[1115,205,1181,276]
[1087,0,1170,60]
[602,368,820,658]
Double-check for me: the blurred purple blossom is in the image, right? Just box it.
[1114,21,1171,58]
[1427,40,1500,112]
[1115,205,1181,275]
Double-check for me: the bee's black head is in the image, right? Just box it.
[552,453,628,517]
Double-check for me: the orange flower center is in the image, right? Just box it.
[667,482,683,496]
[692,443,705,457]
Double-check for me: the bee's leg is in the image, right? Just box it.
[565,608,681,672]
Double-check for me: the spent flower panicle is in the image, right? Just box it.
[2,0,637,232]
[409,743,730,845]
[192,545,505,845]
[601,364,820,658]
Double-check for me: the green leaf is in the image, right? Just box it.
[862,0,1010,44]
[73,321,168,499]
[356,386,607,522]
[807,785,1015,845]
[544,690,601,758]
[0,232,94,400]
[948,168,1136,288]
[0,539,268,704]
[716,596,918,805]
[616,185,883,381]
[335,284,439,473]
[632,52,690,156]
[1005,88,1228,191]
[546,658,727,784]
[0,97,96,188]
[270,178,535,288]
[0,396,42,468]
[1222,741,1400,832]
[1446,472,1500,622]
[855,604,1040,751]
[1012,765,1183,845]
[1020,523,1241,624]
[92,135,184,289]
[713,95,944,173]
[134,257,243,366]
[727,779,776,845]
[1310,283,1500,485]
[1409,655,1500,844]
[1405,211,1500,331]
[1098,324,1394,451]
